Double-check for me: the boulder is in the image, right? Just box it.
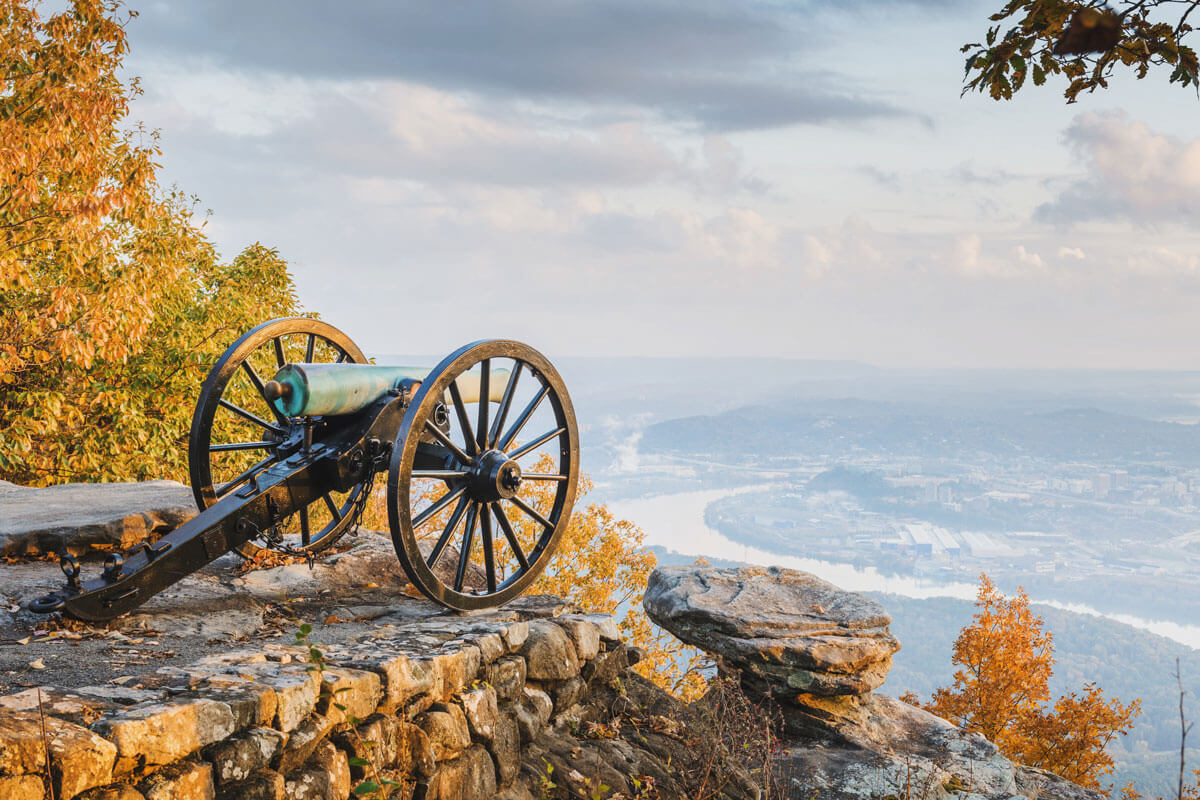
[0,480,195,557]
[483,656,526,704]
[137,760,214,800]
[644,566,899,701]
[518,621,580,682]
[418,704,472,761]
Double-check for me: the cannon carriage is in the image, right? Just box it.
[31,318,579,620]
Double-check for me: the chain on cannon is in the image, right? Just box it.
[31,317,580,621]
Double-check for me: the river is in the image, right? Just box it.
[607,485,1200,651]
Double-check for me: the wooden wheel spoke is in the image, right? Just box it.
[507,427,566,461]
[272,338,286,368]
[476,359,490,453]
[300,507,311,546]
[336,349,349,363]
[304,333,315,363]
[446,380,477,458]
[210,440,276,452]
[241,361,288,423]
[480,507,496,593]
[521,473,568,482]
[424,421,473,466]
[455,503,479,592]
[412,485,467,529]
[218,398,284,435]
[411,470,468,479]
[428,496,469,568]
[492,503,530,571]
[488,362,522,449]
[498,384,550,452]
[509,494,553,531]
[323,493,343,521]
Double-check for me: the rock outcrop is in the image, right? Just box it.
[646,565,1103,800]
[644,565,899,708]
[0,480,194,557]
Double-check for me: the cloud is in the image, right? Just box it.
[1016,245,1044,269]
[1036,111,1200,225]
[138,67,763,194]
[1058,246,1086,260]
[951,162,1019,186]
[945,236,1050,279]
[1125,246,1200,278]
[129,1,909,132]
[952,233,982,274]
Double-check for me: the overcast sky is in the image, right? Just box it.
[123,0,1200,369]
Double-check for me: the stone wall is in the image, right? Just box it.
[0,599,638,800]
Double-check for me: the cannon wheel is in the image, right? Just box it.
[189,317,369,558]
[388,340,579,610]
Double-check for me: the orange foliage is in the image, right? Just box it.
[0,0,301,484]
[911,574,1140,789]
[1,0,167,379]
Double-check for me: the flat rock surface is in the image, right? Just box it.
[0,531,469,694]
[0,480,196,557]
[644,565,900,698]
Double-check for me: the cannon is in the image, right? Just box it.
[30,318,579,620]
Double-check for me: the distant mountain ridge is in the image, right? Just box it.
[642,402,1200,464]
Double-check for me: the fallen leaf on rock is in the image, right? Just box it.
[28,659,45,670]
[16,637,30,645]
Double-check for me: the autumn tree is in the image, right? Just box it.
[0,0,302,485]
[905,574,1141,789]
[965,1,1199,101]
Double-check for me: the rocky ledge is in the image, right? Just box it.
[0,480,195,557]
[646,565,1101,800]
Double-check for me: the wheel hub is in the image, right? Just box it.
[469,449,522,502]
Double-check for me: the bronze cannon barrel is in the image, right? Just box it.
[266,363,511,417]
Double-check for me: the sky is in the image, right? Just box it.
[121,0,1200,369]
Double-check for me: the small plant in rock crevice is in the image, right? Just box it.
[296,623,404,799]
[537,757,558,799]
